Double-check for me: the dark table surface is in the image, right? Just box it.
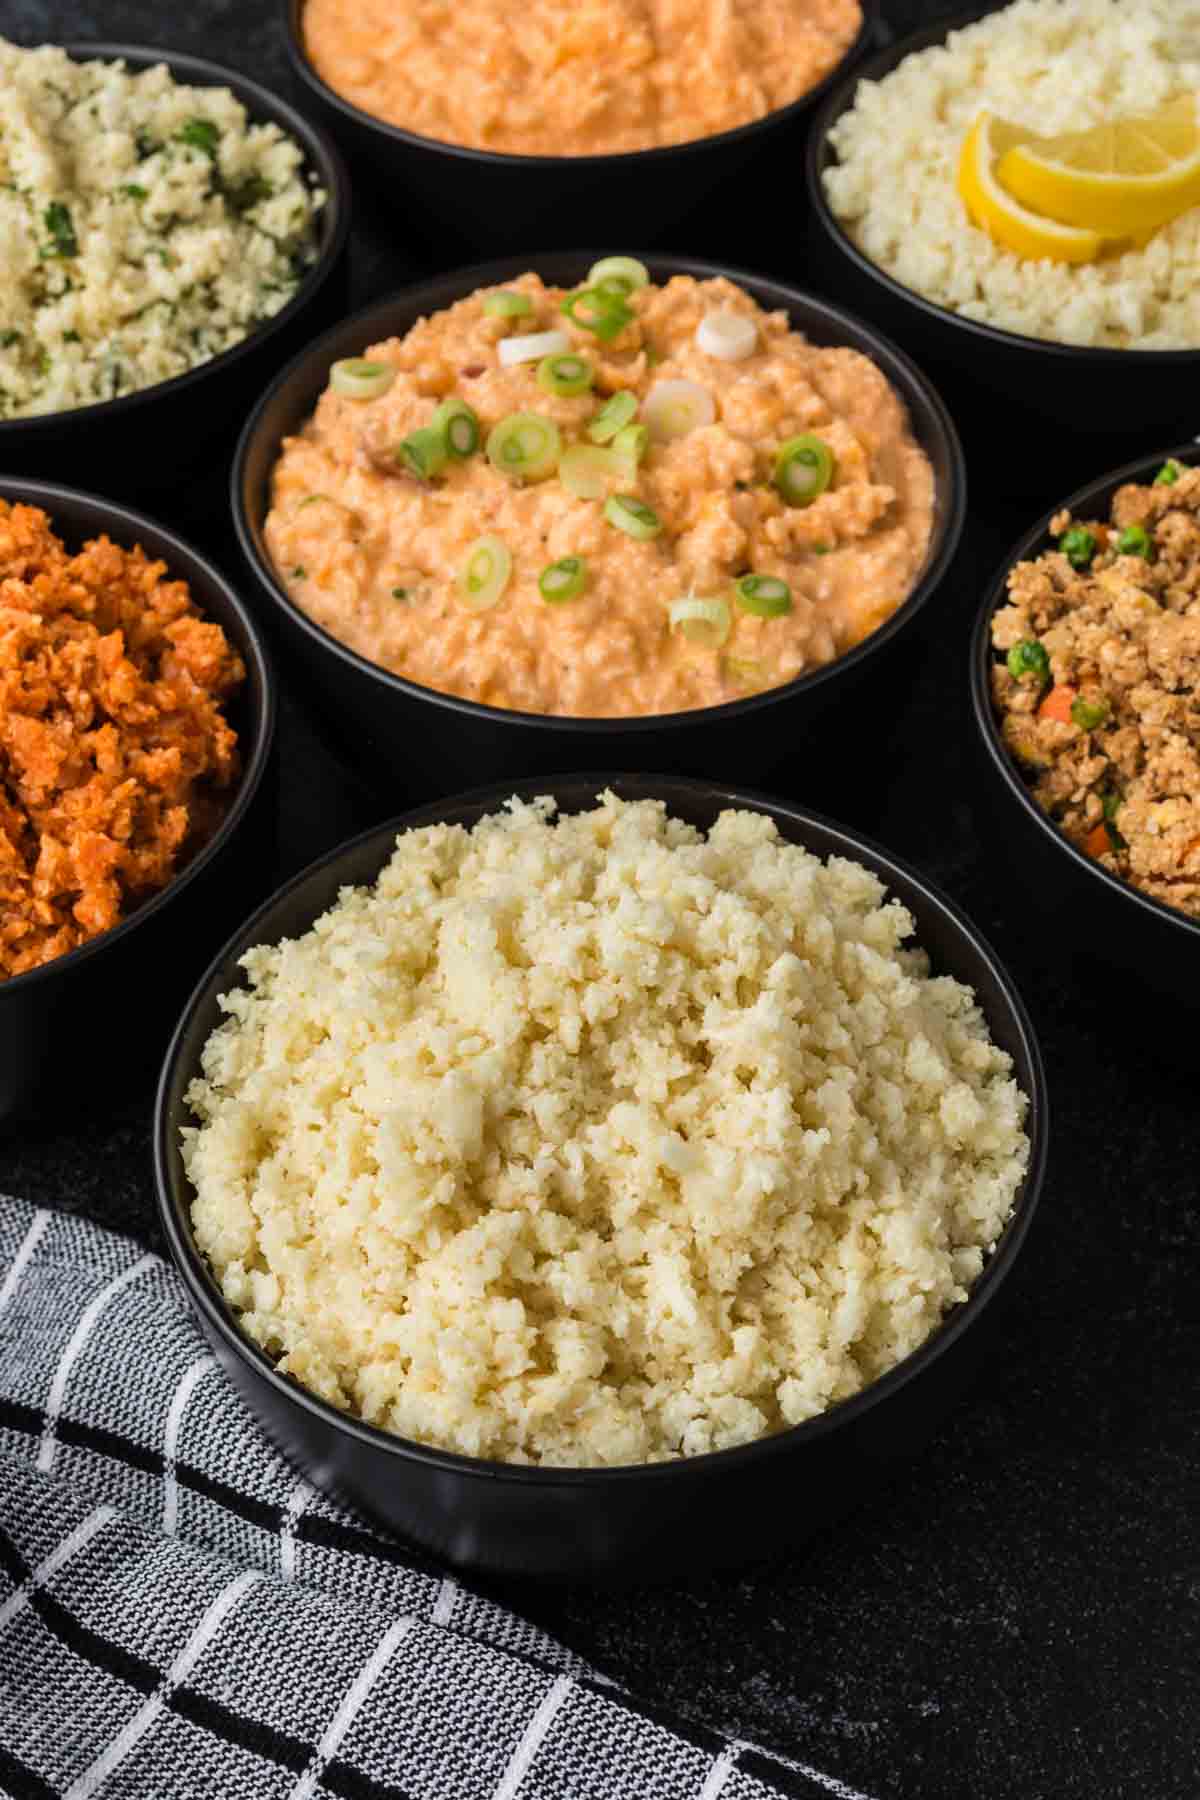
[3,2,1197,1796]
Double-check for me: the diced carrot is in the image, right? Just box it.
[1038,683,1077,723]
[1083,823,1111,858]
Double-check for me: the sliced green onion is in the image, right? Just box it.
[696,310,757,362]
[391,586,409,600]
[537,353,593,397]
[604,494,662,541]
[1006,639,1051,683]
[539,556,589,603]
[588,390,638,443]
[395,427,448,480]
[498,328,570,368]
[1102,790,1122,822]
[330,358,397,401]
[612,424,649,474]
[432,397,480,458]
[561,287,634,343]
[644,379,715,442]
[457,535,512,611]
[1071,695,1110,731]
[486,412,562,481]
[483,291,534,318]
[1154,459,1183,486]
[669,596,731,647]
[774,435,834,507]
[724,655,768,689]
[586,256,650,296]
[735,574,792,618]
[1058,526,1096,569]
[559,443,623,499]
[1115,524,1152,559]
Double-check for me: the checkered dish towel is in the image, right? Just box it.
[0,1199,873,1800]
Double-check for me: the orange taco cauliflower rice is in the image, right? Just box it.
[0,502,244,978]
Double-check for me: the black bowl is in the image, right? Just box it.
[283,0,879,256]
[155,772,1047,1584]
[3,42,350,497]
[806,12,1200,494]
[970,443,1200,1012]
[231,251,966,809]
[0,479,277,1126]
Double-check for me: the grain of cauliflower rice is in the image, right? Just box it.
[184,795,1030,1467]
[0,37,323,419]
[823,0,1200,349]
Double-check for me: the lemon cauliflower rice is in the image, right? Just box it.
[184,795,1030,1467]
[0,37,323,418]
[823,0,1200,349]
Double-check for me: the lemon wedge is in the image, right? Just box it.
[957,112,1109,263]
[997,95,1200,237]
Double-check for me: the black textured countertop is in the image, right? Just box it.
[2,3,1197,1796]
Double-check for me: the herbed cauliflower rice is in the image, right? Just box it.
[823,0,1200,349]
[184,795,1031,1468]
[0,37,323,419]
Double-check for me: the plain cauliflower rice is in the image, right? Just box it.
[0,37,322,418]
[824,0,1200,349]
[184,795,1030,1467]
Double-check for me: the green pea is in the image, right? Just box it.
[1115,524,1152,559]
[1006,640,1051,683]
[1058,527,1097,570]
[1070,696,1110,731]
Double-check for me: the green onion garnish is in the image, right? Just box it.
[1102,790,1122,821]
[586,256,650,297]
[330,358,396,401]
[539,556,589,603]
[1115,524,1152,559]
[612,424,648,473]
[1058,526,1096,569]
[735,574,792,618]
[588,390,638,443]
[561,287,634,343]
[119,183,148,200]
[431,396,480,458]
[1006,639,1051,682]
[486,412,562,481]
[291,565,307,579]
[774,435,834,507]
[604,494,662,541]
[1154,459,1183,486]
[391,587,409,600]
[457,535,512,611]
[559,444,623,499]
[1071,695,1110,731]
[669,596,731,647]
[483,291,533,318]
[537,353,593,397]
[395,427,448,480]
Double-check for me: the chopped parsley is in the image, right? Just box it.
[177,117,220,157]
[291,565,307,579]
[42,202,78,259]
[120,183,149,200]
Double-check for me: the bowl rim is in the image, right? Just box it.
[0,475,278,994]
[230,248,967,735]
[0,39,351,441]
[282,0,881,169]
[155,770,1048,1489]
[806,6,1200,366]
[970,440,1200,944]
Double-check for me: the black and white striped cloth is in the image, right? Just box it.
[0,1197,873,1800]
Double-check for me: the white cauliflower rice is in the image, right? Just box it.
[823,0,1200,349]
[183,795,1031,1468]
[0,37,323,418]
